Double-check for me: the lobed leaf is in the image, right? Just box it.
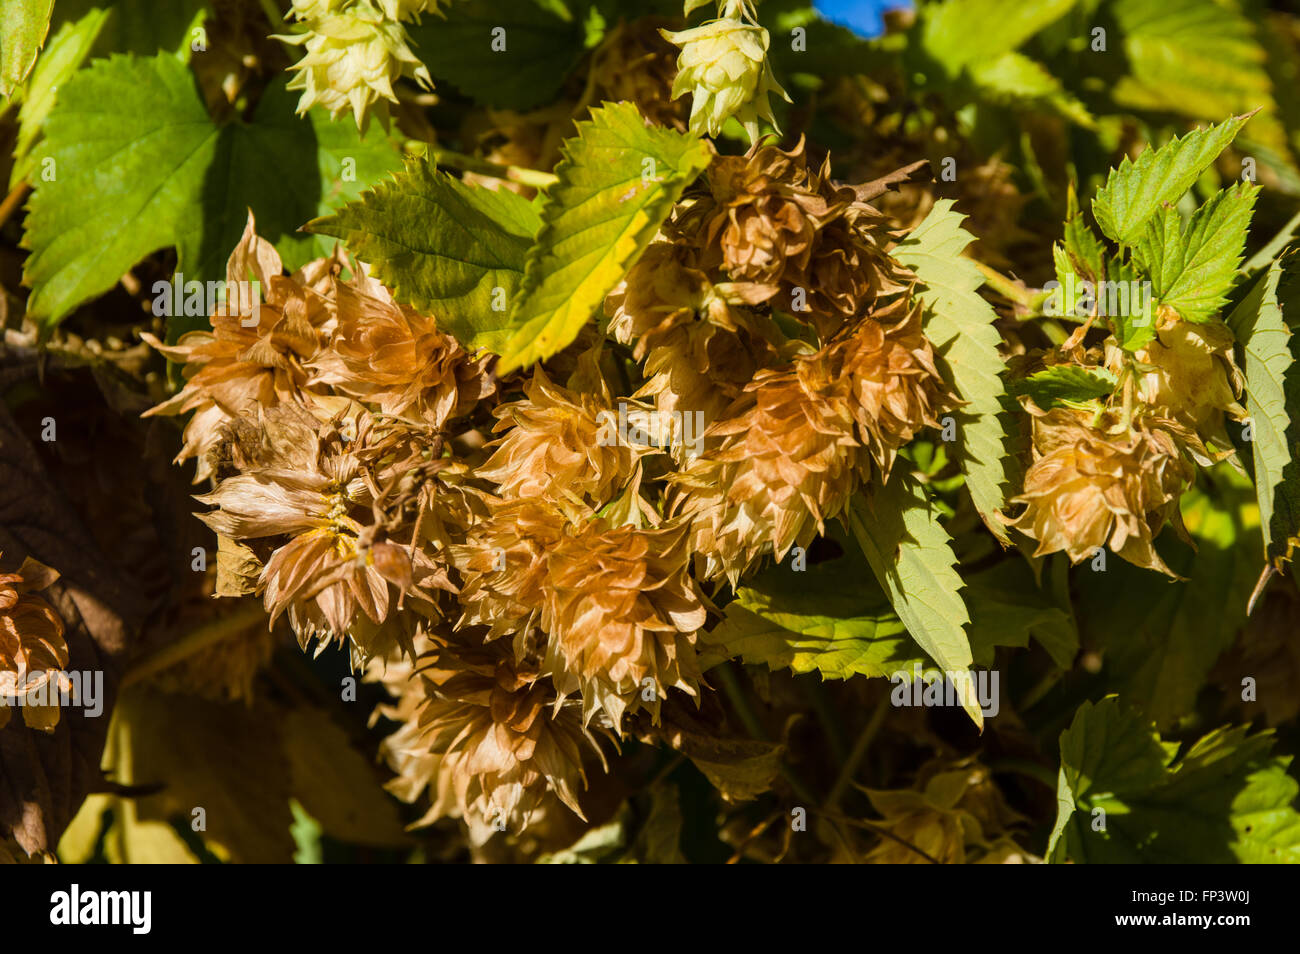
[1092,113,1252,248]
[918,0,1077,74]
[1007,365,1117,410]
[1062,182,1106,282]
[703,539,923,681]
[22,54,405,332]
[967,51,1093,127]
[309,160,542,353]
[965,558,1078,670]
[496,102,711,372]
[1134,181,1258,323]
[1109,0,1286,154]
[848,474,983,729]
[406,0,587,111]
[894,199,1016,543]
[1049,697,1300,863]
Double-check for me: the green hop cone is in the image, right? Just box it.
[661,16,791,144]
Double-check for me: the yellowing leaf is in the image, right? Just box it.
[283,708,410,848]
[496,102,711,372]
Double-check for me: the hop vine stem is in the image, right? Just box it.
[120,601,269,689]
[974,260,1036,312]
[713,660,819,806]
[825,692,891,811]
[409,142,559,190]
[0,181,30,230]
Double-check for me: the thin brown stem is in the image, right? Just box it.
[120,601,268,688]
[825,692,890,810]
[420,145,558,190]
[0,181,31,229]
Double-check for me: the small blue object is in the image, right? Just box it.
[813,0,912,38]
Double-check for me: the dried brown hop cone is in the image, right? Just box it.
[673,136,915,337]
[375,634,610,842]
[862,759,1036,864]
[197,406,452,659]
[1006,402,1200,577]
[477,368,641,506]
[142,214,342,482]
[452,496,571,648]
[0,554,68,732]
[681,136,843,286]
[309,274,495,429]
[606,241,755,354]
[606,241,775,439]
[589,17,689,131]
[539,518,707,731]
[673,300,956,584]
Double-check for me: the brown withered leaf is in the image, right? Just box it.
[215,533,263,598]
[852,159,931,204]
[648,702,784,802]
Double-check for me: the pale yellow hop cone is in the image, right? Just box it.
[289,0,344,18]
[373,0,451,20]
[280,0,433,128]
[1128,310,1246,454]
[661,15,790,144]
